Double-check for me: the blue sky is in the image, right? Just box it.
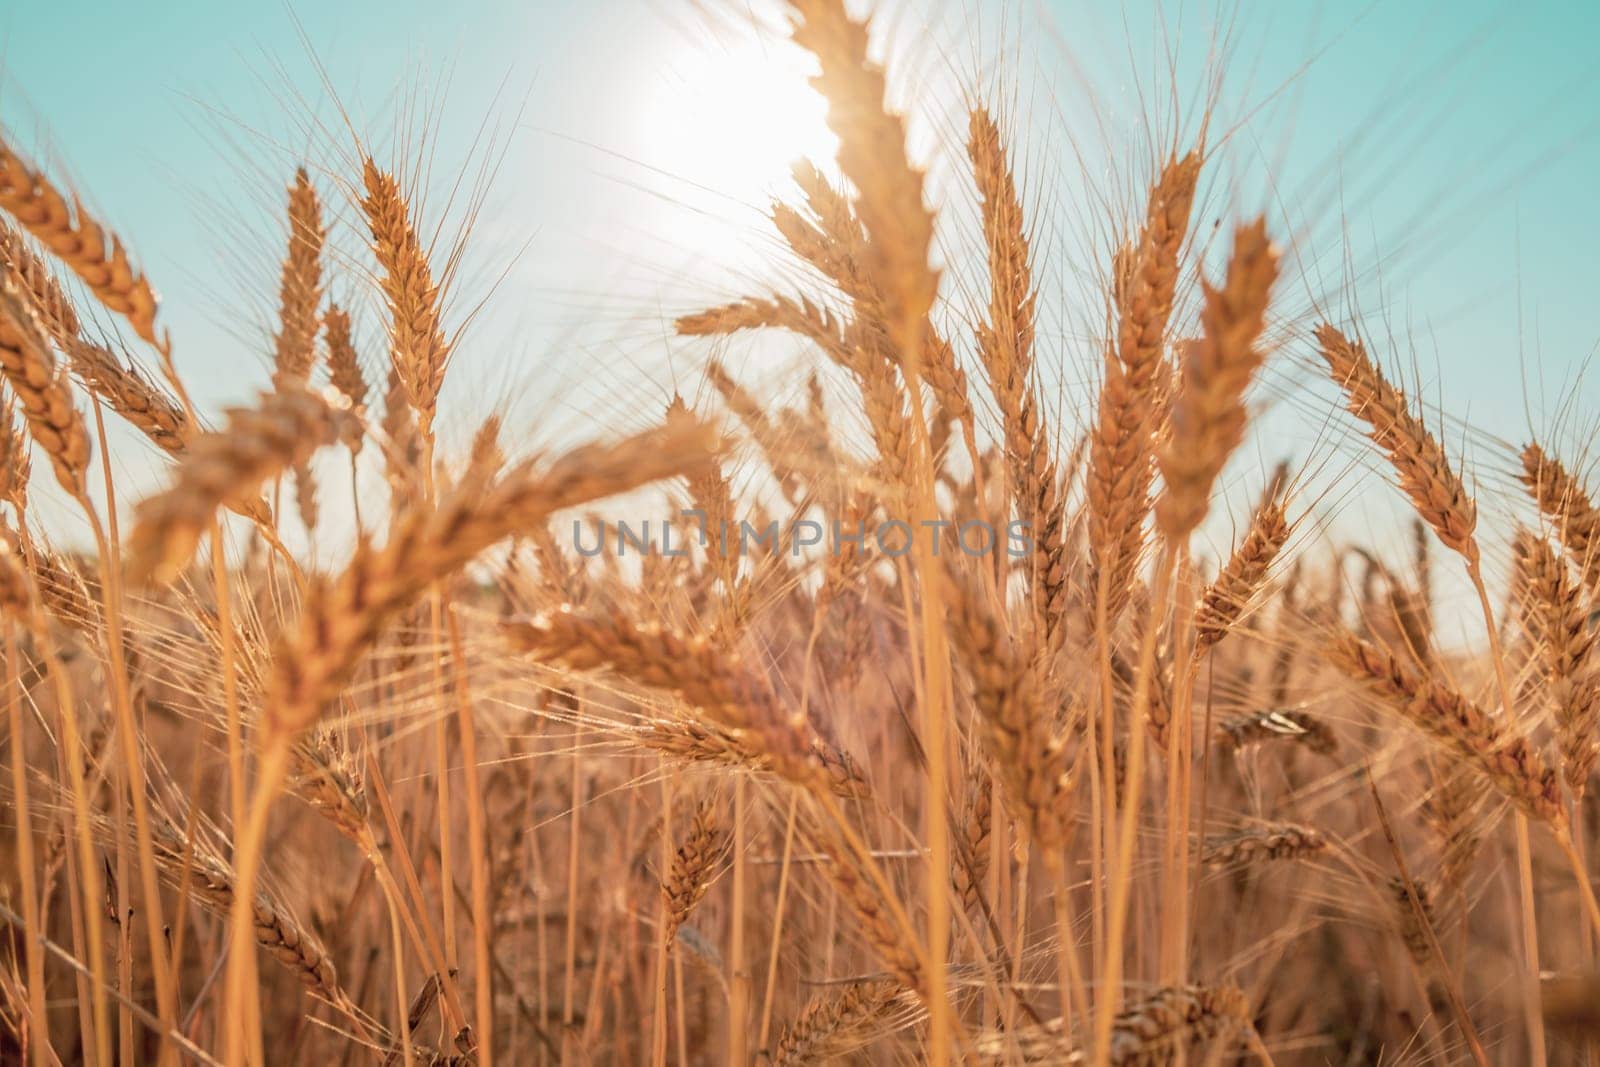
[2,0,1598,557]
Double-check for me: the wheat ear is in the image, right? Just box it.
[661,801,728,946]
[324,304,368,453]
[1513,529,1600,795]
[361,158,449,438]
[0,285,89,496]
[1520,441,1600,595]
[1328,630,1563,823]
[0,134,163,347]
[1088,151,1203,622]
[772,979,903,1065]
[267,420,715,740]
[1315,325,1477,560]
[124,388,352,583]
[1194,497,1290,653]
[1156,218,1279,539]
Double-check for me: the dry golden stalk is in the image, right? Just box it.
[1217,708,1337,756]
[1088,152,1203,620]
[0,286,89,495]
[968,106,1067,635]
[1520,442,1600,594]
[66,340,191,453]
[323,304,368,453]
[0,134,163,347]
[125,388,352,584]
[943,568,1072,848]
[1156,218,1280,539]
[506,607,823,790]
[1315,325,1477,561]
[0,221,80,342]
[661,801,728,946]
[267,421,715,740]
[272,169,325,390]
[772,979,903,1066]
[1513,529,1600,794]
[1328,630,1563,823]
[1200,824,1326,867]
[1194,498,1289,652]
[788,0,938,352]
[361,158,449,436]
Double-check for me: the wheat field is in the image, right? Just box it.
[1,0,1598,1064]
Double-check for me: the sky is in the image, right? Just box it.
[2,0,1599,593]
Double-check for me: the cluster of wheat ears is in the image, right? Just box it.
[1,1,1598,1064]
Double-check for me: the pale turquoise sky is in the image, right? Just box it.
[2,1,1598,533]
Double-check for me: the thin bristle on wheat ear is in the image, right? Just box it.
[272,168,325,390]
[1328,630,1564,823]
[1315,324,1477,561]
[661,801,728,946]
[1088,150,1203,621]
[1194,497,1290,653]
[1520,441,1600,594]
[1513,529,1600,794]
[0,133,164,348]
[1201,823,1327,867]
[1156,218,1280,539]
[124,388,352,584]
[323,304,368,453]
[361,157,448,438]
[505,607,826,791]
[0,284,89,496]
[772,979,905,1065]
[265,420,716,741]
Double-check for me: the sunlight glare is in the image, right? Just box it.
[631,33,838,205]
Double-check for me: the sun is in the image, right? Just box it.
[630,30,839,205]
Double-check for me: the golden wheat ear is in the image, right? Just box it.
[0,134,165,349]
[361,158,449,440]
[0,285,90,497]
[124,387,354,585]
